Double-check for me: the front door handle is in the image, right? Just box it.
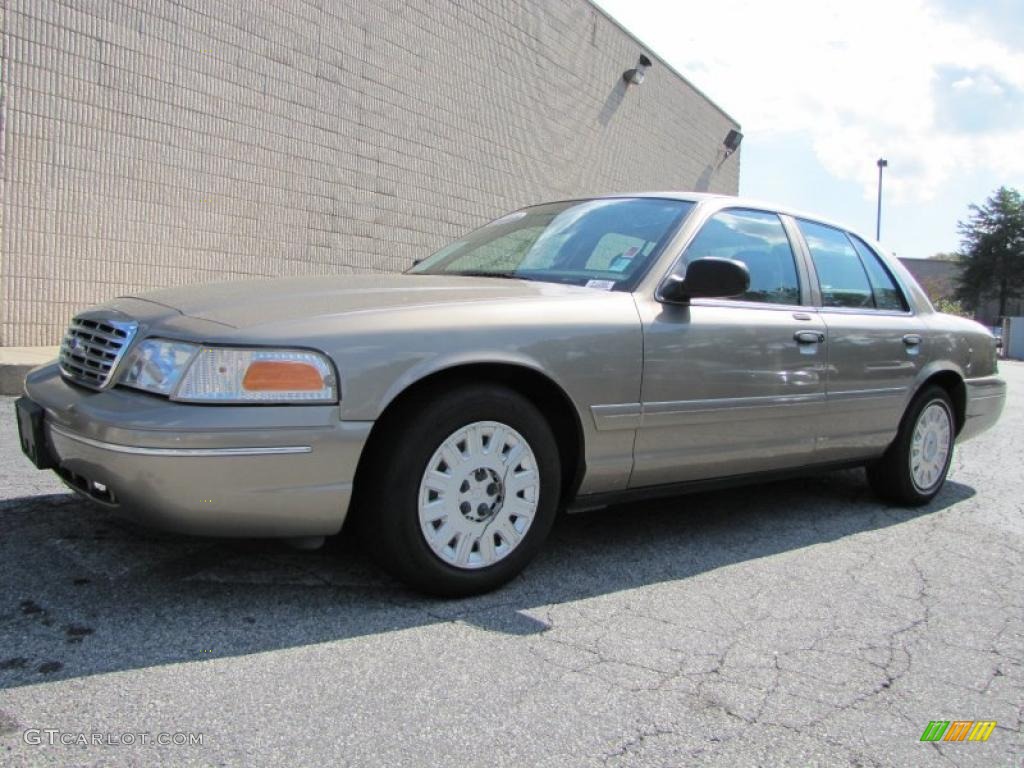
[794,330,825,344]
[903,334,922,347]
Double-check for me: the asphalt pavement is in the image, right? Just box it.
[1,364,1021,767]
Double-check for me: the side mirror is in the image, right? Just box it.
[659,257,750,304]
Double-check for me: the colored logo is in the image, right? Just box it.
[920,721,996,742]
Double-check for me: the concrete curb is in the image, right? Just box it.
[0,348,59,396]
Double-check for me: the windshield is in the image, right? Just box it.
[408,197,695,289]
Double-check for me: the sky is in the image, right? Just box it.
[591,0,1024,259]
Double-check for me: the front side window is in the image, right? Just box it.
[409,198,694,289]
[848,235,908,311]
[681,209,801,305]
[798,220,874,309]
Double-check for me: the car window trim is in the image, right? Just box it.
[817,306,916,317]
[779,214,817,307]
[688,297,817,313]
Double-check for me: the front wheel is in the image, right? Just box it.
[358,384,561,596]
[867,385,955,506]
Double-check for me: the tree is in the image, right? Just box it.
[917,276,970,318]
[955,186,1024,318]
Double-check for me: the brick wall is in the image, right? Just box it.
[0,0,740,346]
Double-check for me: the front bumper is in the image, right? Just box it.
[21,363,372,537]
[958,374,1006,443]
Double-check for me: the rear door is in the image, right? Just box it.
[794,220,922,460]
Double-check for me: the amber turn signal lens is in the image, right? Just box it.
[242,361,325,391]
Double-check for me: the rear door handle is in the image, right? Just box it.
[794,330,825,344]
[903,334,922,347]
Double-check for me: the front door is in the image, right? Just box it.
[631,208,827,488]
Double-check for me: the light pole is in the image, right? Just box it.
[876,158,888,240]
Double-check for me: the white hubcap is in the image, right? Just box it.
[418,421,540,570]
[910,401,952,492]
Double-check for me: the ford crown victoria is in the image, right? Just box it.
[16,194,1006,595]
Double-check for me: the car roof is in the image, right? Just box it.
[590,192,880,245]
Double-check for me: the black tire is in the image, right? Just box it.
[866,385,955,506]
[356,383,561,597]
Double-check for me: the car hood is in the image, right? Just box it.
[120,273,606,329]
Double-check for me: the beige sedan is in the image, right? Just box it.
[16,194,1006,595]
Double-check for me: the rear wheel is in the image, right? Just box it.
[867,385,955,506]
[358,384,560,596]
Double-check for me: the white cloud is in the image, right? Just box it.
[592,0,1024,204]
[950,73,1004,96]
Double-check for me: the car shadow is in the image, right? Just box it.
[0,469,975,689]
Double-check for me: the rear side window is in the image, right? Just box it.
[798,220,873,308]
[682,209,801,305]
[848,235,908,311]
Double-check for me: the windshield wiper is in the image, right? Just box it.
[447,270,528,280]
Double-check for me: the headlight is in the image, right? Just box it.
[174,347,337,403]
[119,339,199,396]
[118,342,337,404]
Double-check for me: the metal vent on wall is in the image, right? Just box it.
[59,315,139,390]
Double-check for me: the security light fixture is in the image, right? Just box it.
[623,54,652,86]
[723,129,743,157]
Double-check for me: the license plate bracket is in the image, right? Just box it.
[15,397,57,470]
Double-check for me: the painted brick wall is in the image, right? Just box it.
[0,0,740,346]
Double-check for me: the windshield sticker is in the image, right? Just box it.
[608,245,641,272]
[585,279,616,291]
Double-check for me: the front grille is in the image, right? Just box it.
[59,315,139,390]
